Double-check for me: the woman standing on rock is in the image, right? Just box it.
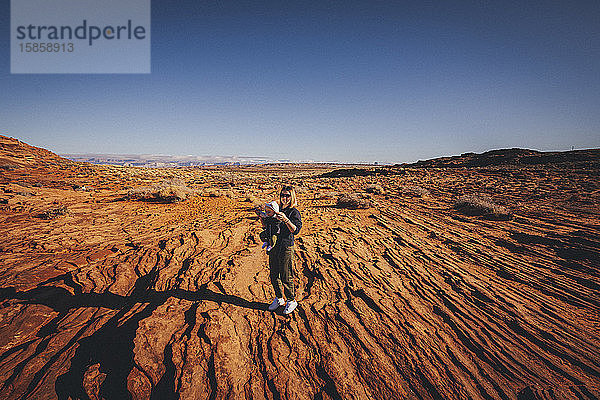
[260,185,302,315]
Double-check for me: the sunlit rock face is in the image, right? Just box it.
[1,135,599,399]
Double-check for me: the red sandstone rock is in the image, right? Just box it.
[0,135,599,399]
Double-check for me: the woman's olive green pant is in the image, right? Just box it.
[269,244,295,300]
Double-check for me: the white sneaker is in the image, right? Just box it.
[283,300,298,315]
[268,298,285,311]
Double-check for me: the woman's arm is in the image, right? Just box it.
[275,209,300,234]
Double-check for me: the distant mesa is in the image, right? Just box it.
[318,147,600,178]
[60,153,292,167]
[397,147,600,169]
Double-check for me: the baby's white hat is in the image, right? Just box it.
[266,201,279,213]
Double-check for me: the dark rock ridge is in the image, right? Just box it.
[399,147,600,169]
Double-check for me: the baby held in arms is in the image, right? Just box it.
[257,201,280,252]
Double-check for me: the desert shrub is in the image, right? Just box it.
[245,194,257,203]
[365,184,384,195]
[401,185,429,197]
[127,186,152,200]
[37,205,68,219]
[454,194,512,220]
[315,191,337,200]
[206,189,222,198]
[158,184,191,202]
[127,180,193,203]
[336,193,371,209]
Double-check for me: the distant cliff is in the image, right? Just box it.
[399,148,600,168]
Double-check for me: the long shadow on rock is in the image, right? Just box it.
[167,286,269,312]
[53,287,268,399]
[1,276,268,399]
[0,285,269,316]
[0,286,126,313]
[53,267,163,400]
[54,300,161,400]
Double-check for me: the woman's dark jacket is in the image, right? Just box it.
[277,207,302,246]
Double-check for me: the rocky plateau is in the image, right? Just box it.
[0,135,599,399]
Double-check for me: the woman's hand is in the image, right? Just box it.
[275,211,297,233]
[274,211,288,223]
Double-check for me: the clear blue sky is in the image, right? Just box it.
[1,1,599,163]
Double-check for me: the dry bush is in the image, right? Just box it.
[37,205,68,219]
[206,189,222,198]
[365,184,384,195]
[158,184,191,202]
[336,193,371,209]
[0,163,19,170]
[401,185,429,197]
[294,187,306,195]
[127,186,152,200]
[315,191,337,200]
[245,194,257,203]
[127,180,193,203]
[454,194,512,220]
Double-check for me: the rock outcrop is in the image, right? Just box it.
[0,135,599,399]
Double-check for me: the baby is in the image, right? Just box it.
[258,201,280,252]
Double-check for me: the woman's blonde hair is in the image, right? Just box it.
[279,185,298,208]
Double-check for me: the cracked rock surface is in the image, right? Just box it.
[1,135,599,399]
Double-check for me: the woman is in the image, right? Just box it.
[261,185,302,314]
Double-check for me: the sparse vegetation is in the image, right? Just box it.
[365,184,384,195]
[37,205,68,219]
[401,185,429,197]
[315,191,337,200]
[205,189,222,198]
[0,163,19,170]
[336,193,371,209]
[127,180,193,203]
[454,194,512,220]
